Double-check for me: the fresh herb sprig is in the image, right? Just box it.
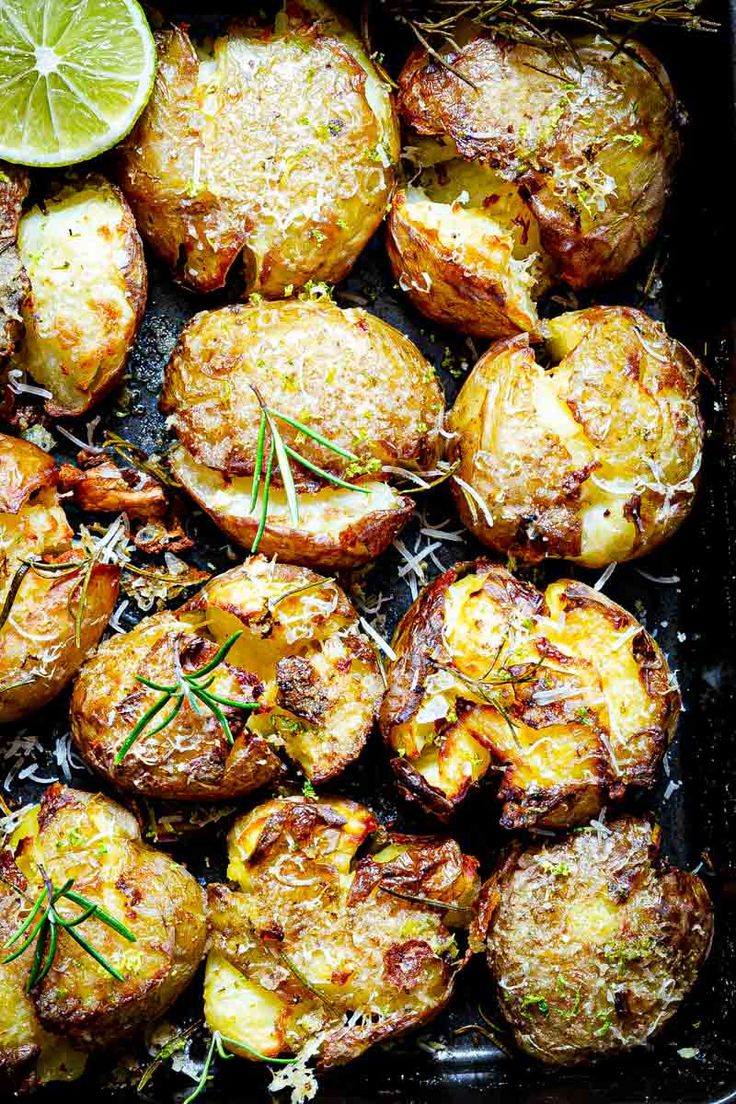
[437,657,544,747]
[379,0,717,78]
[0,516,127,645]
[248,387,370,553]
[181,1029,297,1104]
[2,867,136,991]
[115,631,258,763]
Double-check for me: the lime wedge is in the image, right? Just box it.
[0,0,156,167]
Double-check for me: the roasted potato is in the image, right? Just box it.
[0,163,29,369]
[12,175,146,417]
[0,784,206,1085]
[71,557,383,797]
[0,433,120,725]
[205,796,479,1066]
[380,561,679,827]
[161,299,444,568]
[387,137,552,340]
[116,0,399,297]
[447,307,703,566]
[388,34,678,338]
[471,815,713,1064]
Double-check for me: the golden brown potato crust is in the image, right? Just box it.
[205,796,479,1067]
[0,433,120,724]
[162,299,443,481]
[161,299,443,567]
[14,175,146,417]
[116,1,399,296]
[380,561,679,827]
[0,785,206,1052]
[398,35,678,290]
[71,557,382,797]
[472,816,713,1064]
[447,307,703,567]
[0,163,29,367]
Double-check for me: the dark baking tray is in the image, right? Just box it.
[5,1,736,1101]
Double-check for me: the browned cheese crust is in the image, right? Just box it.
[161,299,445,568]
[70,557,383,798]
[0,786,206,1062]
[204,796,479,1066]
[447,307,703,566]
[0,433,120,724]
[380,561,679,827]
[472,816,713,1063]
[116,1,399,296]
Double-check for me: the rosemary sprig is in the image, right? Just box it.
[0,515,126,644]
[379,885,473,912]
[437,658,543,747]
[182,1029,297,1104]
[115,631,259,764]
[248,386,370,554]
[2,866,136,991]
[102,431,179,489]
[379,0,717,57]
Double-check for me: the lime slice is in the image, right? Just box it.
[0,0,156,167]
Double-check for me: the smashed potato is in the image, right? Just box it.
[389,34,678,337]
[12,175,146,417]
[71,557,383,797]
[205,796,479,1066]
[380,561,679,827]
[0,785,206,1084]
[0,433,120,725]
[447,307,703,566]
[472,816,713,1063]
[161,299,444,568]
[117,0,399,296]
[387,137,551,339]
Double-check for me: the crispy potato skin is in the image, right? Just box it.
[71,557,382,796]
[13,175,146,417]
[0,786,206,1053]
[161,299,442,567]
[447,307,703,566]
[116,1,399,296]
[398,35,678,290]
[380,561,679,827]
[0,163,29,369]
[0,434,120,724]
[205,796,478,1067]
[472,816,713,1064]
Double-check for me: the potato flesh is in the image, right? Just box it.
[384,565,677,827]
[388,134,551,340]
[170,444,410,568]
[206,797,477,1065]
[448,308,702,566]
[15,179,145,415]
[480,817,713,1063]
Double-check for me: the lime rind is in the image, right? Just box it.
[0,0,156,168]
